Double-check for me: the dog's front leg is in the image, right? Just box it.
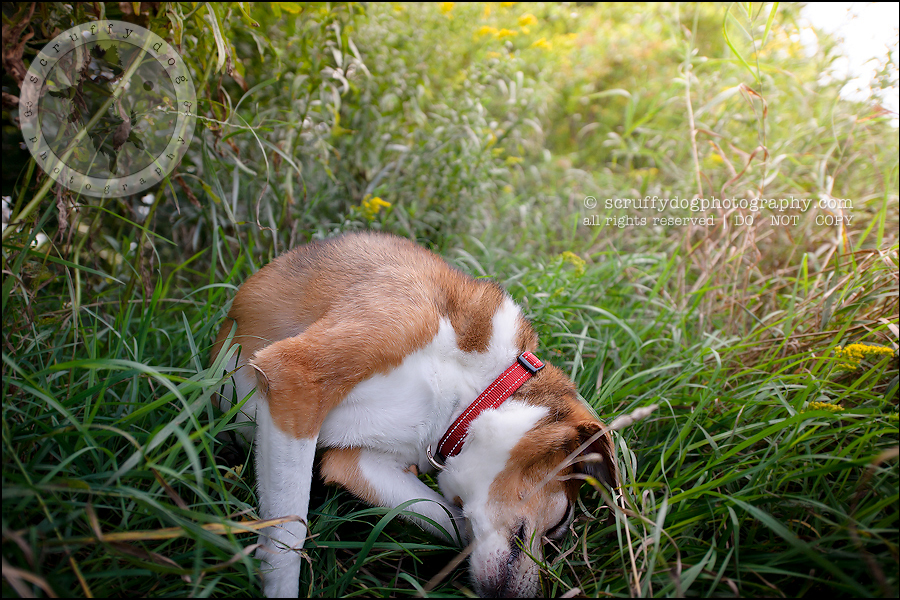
[249,323,451,596]
[250,335,335,598]
[254,396,317,598]
[321,447,467,545]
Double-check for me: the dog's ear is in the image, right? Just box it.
[574,422,619,489]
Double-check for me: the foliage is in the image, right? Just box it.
[2,1,897,597]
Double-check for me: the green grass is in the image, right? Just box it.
[3,230,897,597]
[2,1,898,597]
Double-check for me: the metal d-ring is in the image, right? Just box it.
[426,445,445,471]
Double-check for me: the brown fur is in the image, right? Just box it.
[489,368,617,535]
[212,233,512,438]
[320,447,378,505]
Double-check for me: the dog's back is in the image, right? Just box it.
[213,232,523,376]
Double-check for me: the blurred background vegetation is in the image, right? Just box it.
[2,2,897,598]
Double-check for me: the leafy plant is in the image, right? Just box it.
[2,2,897,597]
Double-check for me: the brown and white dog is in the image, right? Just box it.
[211,232,618,597]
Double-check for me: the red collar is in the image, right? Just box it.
[433,352,544,461]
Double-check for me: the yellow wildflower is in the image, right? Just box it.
[531,37,552,50]
[632,167,659,178]
[477,25,499,37]
[559,251,586,277]
[518,13,537,27]
[807,401,845,413]
[500,2,517,7]
[439,2,455,16]
[496,28,519,39]
[224,463,244,481]
[835,344,895,370]
[360,195,392,221]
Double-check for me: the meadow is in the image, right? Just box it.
[2,2,897,597]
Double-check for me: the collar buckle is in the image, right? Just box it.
[426,444,445,471]
[517,351,544,374]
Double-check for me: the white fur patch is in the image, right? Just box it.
[318,296,525,469]
[437,400,549,537]
[354,449,466,543]
[255,403,316,598]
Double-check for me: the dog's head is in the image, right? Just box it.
[437,367,618,598]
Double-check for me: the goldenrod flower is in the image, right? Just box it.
[439,2,455,16]
[360,195,391,221]
[631,167,659,178]
[806,401,845,412]
[496,28,519,39]
[559,251,586,277]
[531,37,552,50]
[477,25,499,37]
[835,344,895,370]
[518,13,537,27]
[501,2,517,7]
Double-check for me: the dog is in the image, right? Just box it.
[211,232,618,597]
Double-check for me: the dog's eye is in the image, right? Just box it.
[546,503,574,540]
